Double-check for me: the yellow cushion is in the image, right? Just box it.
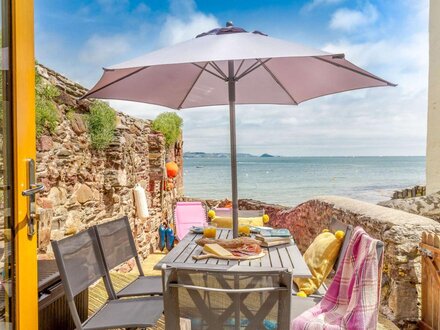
[212,216,264,228]
[293,231,343,296]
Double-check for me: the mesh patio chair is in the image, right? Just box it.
[51,228,163,330]
[174,202,208,240]
[162,265,292,330]
[94,216,163,297]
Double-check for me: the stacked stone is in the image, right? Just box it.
[35,64,183,265]
[392,186,426,199]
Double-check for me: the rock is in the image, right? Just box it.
[55,90,76,107]
[38,135,54,151]
[37,208,53,252]
[57,148,72,157]
[71,114,87,134]
[76,99,92,113]
[75,184,94,204]
[379,192,440,221]
[39,198,53,209]
[47,187,68,206]
[64,226,77,236]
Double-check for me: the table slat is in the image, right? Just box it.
[268,246,283,268]
[277,244,294,271]
[286,244,310,278]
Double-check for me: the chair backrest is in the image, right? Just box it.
[51,228,114,329]
[330,219,384,272]
[174,202,208,240]
[329,218,354,272]
[94,216,143,275]
[375,241,384,261]
[162,266,292,330]
[52,228,109,300]
[214,208,264,218]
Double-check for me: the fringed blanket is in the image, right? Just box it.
[291,227,383,330]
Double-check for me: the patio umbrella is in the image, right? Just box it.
[84,22,395,238]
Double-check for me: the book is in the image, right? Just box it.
[260,238,291,247]
[255,235,292,242]
[258,228,291,238]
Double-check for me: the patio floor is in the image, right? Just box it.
[88,251,398,330]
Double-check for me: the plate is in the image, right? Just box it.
[249,226,272,233]
[189,226,204,234]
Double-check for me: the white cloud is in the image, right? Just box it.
[303,0,345,12]
[159,0,219,46]
[323,32,428,96]
[330,3,378,31]
[79,34,132,65]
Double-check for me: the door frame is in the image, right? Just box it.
[12,0,37,329]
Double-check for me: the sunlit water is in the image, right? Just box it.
[183,156,425,206]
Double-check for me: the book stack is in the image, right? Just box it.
[256,229,292,247]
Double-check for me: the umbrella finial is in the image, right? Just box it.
[226,21,234,27]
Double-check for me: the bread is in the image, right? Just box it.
[196,237,261,249]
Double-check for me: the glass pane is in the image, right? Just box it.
[0,0,13,327]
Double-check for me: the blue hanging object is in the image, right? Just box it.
[166,227,175,251]
[158,224,166,251]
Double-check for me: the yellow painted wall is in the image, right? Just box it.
[426,0,440,194]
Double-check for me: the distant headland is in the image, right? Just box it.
[184,152,278,158]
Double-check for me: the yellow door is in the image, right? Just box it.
[0,0,37,329]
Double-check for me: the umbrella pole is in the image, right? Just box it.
[228,60,239,238]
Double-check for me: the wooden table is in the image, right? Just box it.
[154,228,311,277]
[157,229,311,329]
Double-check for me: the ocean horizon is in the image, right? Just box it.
[182,155,426,206]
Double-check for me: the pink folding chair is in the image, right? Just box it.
[174,202,208,240]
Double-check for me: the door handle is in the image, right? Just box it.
[22,159,44,237]
[22,183,45,196]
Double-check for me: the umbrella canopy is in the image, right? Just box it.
[85,23,395,237]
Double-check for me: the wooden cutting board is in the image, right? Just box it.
[192,251,266,261]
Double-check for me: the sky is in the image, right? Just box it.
[35,0,429,156]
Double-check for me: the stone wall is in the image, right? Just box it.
[237,197,440,329]
[379,192,440,222]
[36,64,183,265]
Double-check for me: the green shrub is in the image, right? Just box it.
[35,71,60,137]
[87,101,117,149]
[152,112,183,147]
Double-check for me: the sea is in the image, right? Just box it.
[182,156,426,206]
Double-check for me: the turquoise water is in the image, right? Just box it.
[183,156,426,206]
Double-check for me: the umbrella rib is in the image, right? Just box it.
[178,62,209,109]
[82,66,148,99]
[235,59,271,81]
[313,56,397,86]
[209,62,228,80]
[258,59,299,105]
[192,63,227,81]
[234,59,246,78]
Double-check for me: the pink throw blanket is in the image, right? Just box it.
[291,227,383,330]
